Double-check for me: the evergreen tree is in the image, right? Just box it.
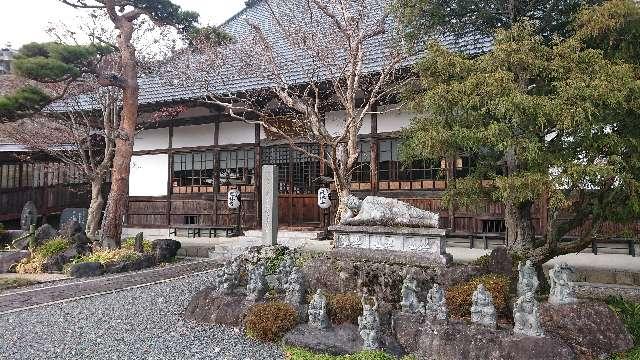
[400,1,640,263]
[395,0,603,42]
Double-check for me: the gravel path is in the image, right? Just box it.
[0,271,285,360]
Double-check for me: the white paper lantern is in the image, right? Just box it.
[227,189,241,209]
[317,188,331,209]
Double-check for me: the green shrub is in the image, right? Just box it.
[285,347,415,360]
[446,273,511,318]
[71,248,141,267]
[328,292,362,325]
[609,346,640,360]
[266,247,290,275]
[608,296,640,345]
[122,237,152,253]
[15,237,71,274]
[245,301,298,342]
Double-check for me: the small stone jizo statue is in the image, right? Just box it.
[246,262,267,301]
[308,289,330,330]
[471,284,496,329]
[548,263,577,305]
[284,267,306,306]
[358,295,381,350]
[424,283,448,321]
[513,292,544,337]
[400,274,424,314]
[517,260,539,297]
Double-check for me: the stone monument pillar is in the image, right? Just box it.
[262,165,278,245]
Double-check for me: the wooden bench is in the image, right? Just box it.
[591,237,637,257]
[169,225,238,238]
[446,232,506,249]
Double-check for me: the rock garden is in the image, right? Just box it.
[0,220,182,280]
[184,245,638,360]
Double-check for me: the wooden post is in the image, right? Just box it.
[255,123,262,228]
[370,105,379,194]
[213,116,220,225]
[166,124,174,228]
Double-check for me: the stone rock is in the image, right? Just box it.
[340,195,439,228]
[133,232,144,253]
[517,260,539,297]
[58,220,83,239]
[184,289,254,326]
[20,201,38,231]
[35,224,57,245]
[103,254,155,274]
[549,263,577,305]
[471,284,496,329]
[151,239,181,263]
[400,274,423,314]
[42,254,65,273]
[540,301,633,359]
[0,250,30,273]
[68,262,104,278]
[246,262,267,301]
[213,260,242,295]
[415,321,576,360]
[275,256,295,292]
[283,323,362,355]
[11,231,31,250]
[392,312,427,354]
[483,247,513,276]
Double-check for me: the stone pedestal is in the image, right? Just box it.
[329,225,451,266]
[262,165,278,245]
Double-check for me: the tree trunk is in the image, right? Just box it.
[100,22,139,249]
[334,182,352,224]
[86,179,105,238]
[504,200,536,252]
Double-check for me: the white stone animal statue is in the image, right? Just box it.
[341,195,439,228]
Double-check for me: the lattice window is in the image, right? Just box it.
[172,151,214,193]
[378,139,446,181]
[219,148,255,186]
[292,144,320,194]
[352,141,371,183]
[263,145,291,194]
[0,164,19,189]
[324,141,371,183]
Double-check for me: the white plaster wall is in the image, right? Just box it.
[219,121,256,145]
[172,123,215,149]
[324,110,372,136]
[133,128,170,151]
[376,106,414,134]
[129,154,168,197]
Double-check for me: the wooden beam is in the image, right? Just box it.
[213,115,220,224]
[255,123,262,227]
[166,123,174,227]
[370,105,379,194]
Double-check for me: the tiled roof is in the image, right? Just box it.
[55,0,491,110]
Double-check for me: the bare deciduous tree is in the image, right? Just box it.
[185,0,412,220]
[2,88,119,237]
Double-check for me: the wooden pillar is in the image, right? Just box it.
[166,124,174,227]
[213,116,220,225]
[255,123,262,228]
[370,105,379,194]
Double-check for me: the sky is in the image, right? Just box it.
[0,0,247,49]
